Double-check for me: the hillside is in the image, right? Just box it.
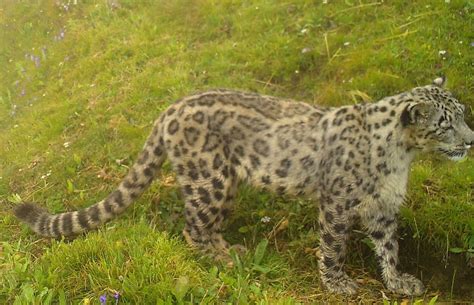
[1,1,473,303]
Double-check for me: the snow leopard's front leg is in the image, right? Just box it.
[362,211,424,296]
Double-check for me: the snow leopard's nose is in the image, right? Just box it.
[467,134,474,149]
[463,123,474,149]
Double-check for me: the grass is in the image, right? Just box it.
[3,225,209,304]
[0,0,473,303]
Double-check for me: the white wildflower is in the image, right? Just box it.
[42,170,52,179]
[261,216,271,223]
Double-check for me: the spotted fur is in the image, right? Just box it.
[14,77,474,295]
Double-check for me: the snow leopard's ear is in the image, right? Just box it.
[401,102,435,127]
[432,76,446,88]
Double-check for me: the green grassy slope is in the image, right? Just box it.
[1,0,473,303]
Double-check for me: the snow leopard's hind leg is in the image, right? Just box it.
[177,159,247,265]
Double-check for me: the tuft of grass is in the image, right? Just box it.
[1,0,473,302]
[1,223,208,304]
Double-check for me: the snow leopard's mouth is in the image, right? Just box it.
[439,148,468,162]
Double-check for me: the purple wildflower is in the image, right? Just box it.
[99,294,107,304]
[470,42,474,47]
[34,56,41,68]
[41,46,47,59]
[113,292,120,304]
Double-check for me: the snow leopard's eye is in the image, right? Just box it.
[440,120,451,129]
[438,117,452,129]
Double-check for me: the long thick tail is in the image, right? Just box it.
[14,121,166,237]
